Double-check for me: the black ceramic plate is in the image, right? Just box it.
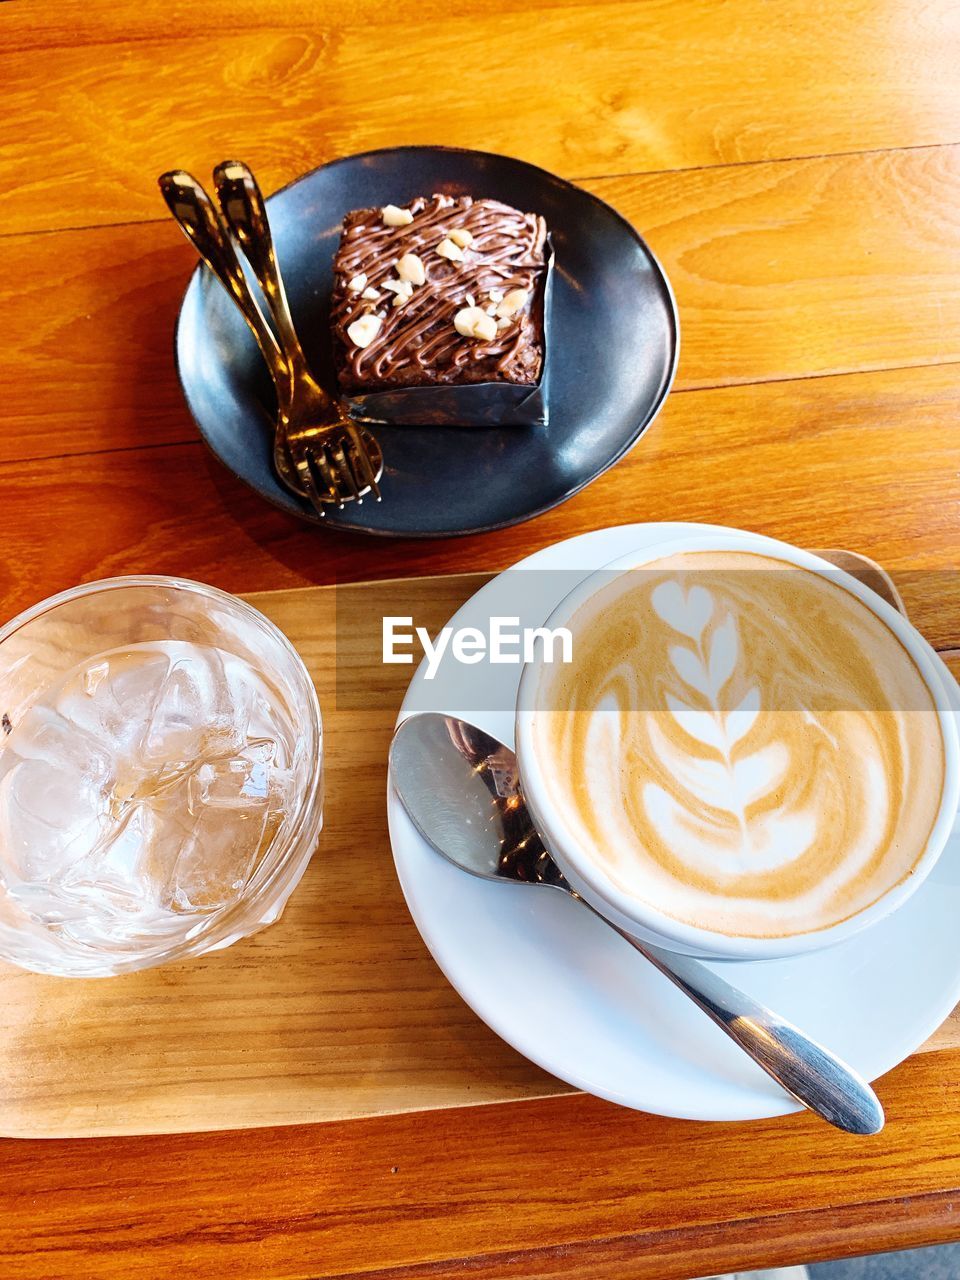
[174,146,679,537]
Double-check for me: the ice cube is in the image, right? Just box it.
[55,647,173,757]
[56,799,208,938]
[82,661,109,697]
[188,738,278,810]
[144,736,290,913]
[2,701,112,777]
[185,803,273,910]
[60,802,156,905]
[0,704,113,881]
[140,647,251,769]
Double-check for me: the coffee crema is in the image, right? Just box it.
[532,551,946,938]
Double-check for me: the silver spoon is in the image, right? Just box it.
[389,712,885,1135]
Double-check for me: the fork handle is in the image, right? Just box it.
[212,160,322,391]
[158,170,289,395]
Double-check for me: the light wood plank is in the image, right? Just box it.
[4,145,960,464]
[1,1051,960,1279]
[589,144,960,389]
[1,0,959,233]
[0,0,615,45]
[0,224,199,463]
[0,363,958,648]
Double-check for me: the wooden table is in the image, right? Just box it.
[2,1,959,1276]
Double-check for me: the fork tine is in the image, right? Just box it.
[327,437,362,504]
[308,445,346,508]
[340,438,373,505]
[292,453,328,518]
[346,425,382,502]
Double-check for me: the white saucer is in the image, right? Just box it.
[386,523,960,1121]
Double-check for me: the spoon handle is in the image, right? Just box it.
[158,169,288,392]
[612,925,885,1134]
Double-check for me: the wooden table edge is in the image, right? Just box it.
[392,1190,960,1280]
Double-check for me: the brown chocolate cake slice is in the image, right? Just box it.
[330,195,548,394]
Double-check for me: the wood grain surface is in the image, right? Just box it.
[2,1,959,234]
[3,0,960,1273]
[2,361,959,646]
[3,1051,960,1280]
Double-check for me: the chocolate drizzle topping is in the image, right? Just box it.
[331,195,547,390]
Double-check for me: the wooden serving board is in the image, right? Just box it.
[0,557,955,1139]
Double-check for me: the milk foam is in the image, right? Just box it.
[533,551,946,938]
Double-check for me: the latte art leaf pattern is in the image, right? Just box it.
[653,586,776,857]
[651,580,712,639]
[534,551,946,938]
[725,686,761,744]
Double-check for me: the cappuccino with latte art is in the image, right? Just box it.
[525,549,949,941]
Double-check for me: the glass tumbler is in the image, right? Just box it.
[0,576,323,977]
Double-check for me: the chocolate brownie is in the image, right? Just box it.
[330,194,548,394]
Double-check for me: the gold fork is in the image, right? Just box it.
[159,167,383,515]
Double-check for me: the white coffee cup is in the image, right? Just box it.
[515,527,960,960]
